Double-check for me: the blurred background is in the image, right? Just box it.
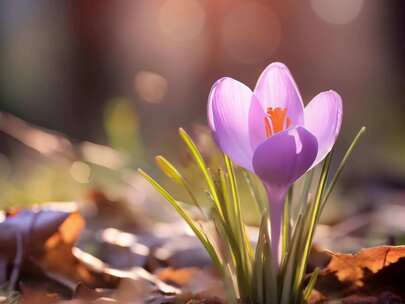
[1,0,405,249]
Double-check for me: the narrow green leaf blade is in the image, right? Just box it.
[281,187,292,262]
[155,155,183,184]
[178,128,224,218]
[303,267,320,301]
[321,126,366,210]
[292,153,332,296]
[155,155,203,211]
[138,168,223,271]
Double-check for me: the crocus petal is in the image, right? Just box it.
[207,78,224,131]
[304,90,343,168]
[252,126,318,188]
[248,95,267,151]
[254,62,304,125]
[210,77,254,170]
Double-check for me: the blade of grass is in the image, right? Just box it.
[292,171,315,234]
[252,213,267,304]
[224,156,253,298]
[292,153,332,297]
[300,171,314,209]
[242,171,266,215]
[155,155,203,211]
[280,214,304,304]
[179,128,224,218]
[138,169,223,271]
[218,170,250,270]
[281,187,292,262]
[213,169,249,301]
[303,267,320,301]
[218,169,237,235]
[321,126,366,210]
[225,156,253,253]
[155,155,183,184]
[211,210,250,301]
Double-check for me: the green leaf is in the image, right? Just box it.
[225,156,253,254]
[224,156,253,301]
[303,267,320,301]
[217,170,232,224]
[296,171,315,218]
[281,187,292,262]
[138,169,223,271]
[178,128,224,219]
[155,155,202,211]
[292,153,332,297]
[321,126,366,210]
[155,155,183,184]
[211,209,243,301]
[280,214,304,304]
[242,171,266,215]
[252,214,266,304]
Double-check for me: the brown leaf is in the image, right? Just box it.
[0,209,86,289]
[33,245,120,290]
[44,212,84,250]
[157,267,224,300]
[158,267,198,286]
[28,211,103,288]
[322,246,405,287]
[0,210,75,259]
[315,245,405,301]
[12,209,118,290]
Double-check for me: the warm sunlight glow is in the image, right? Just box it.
[311,0,365,25]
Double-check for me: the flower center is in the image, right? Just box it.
[264,107,292,137]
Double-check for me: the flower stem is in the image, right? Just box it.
[266,186,287,272]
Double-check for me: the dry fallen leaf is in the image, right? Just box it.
[0,209,85,289]
[0,210,75,259]
[157,267,225,301]
[314,245,405,302]
[0,206,181,304]
[26,211,119,290]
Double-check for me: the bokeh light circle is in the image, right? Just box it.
[158,0,206,42]
[134,71,168,103]
[311,0,364,25]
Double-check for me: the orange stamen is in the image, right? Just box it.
[264,107,291,137]
[264,117,273,137]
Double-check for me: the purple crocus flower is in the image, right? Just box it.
[207,62,342,268]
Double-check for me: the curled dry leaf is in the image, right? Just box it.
[0,209,84,289]
[27,211,120,290]
[314,245,405,301]
[0,208,119,292]
[2,207,180,303]
[0,210,75,259]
